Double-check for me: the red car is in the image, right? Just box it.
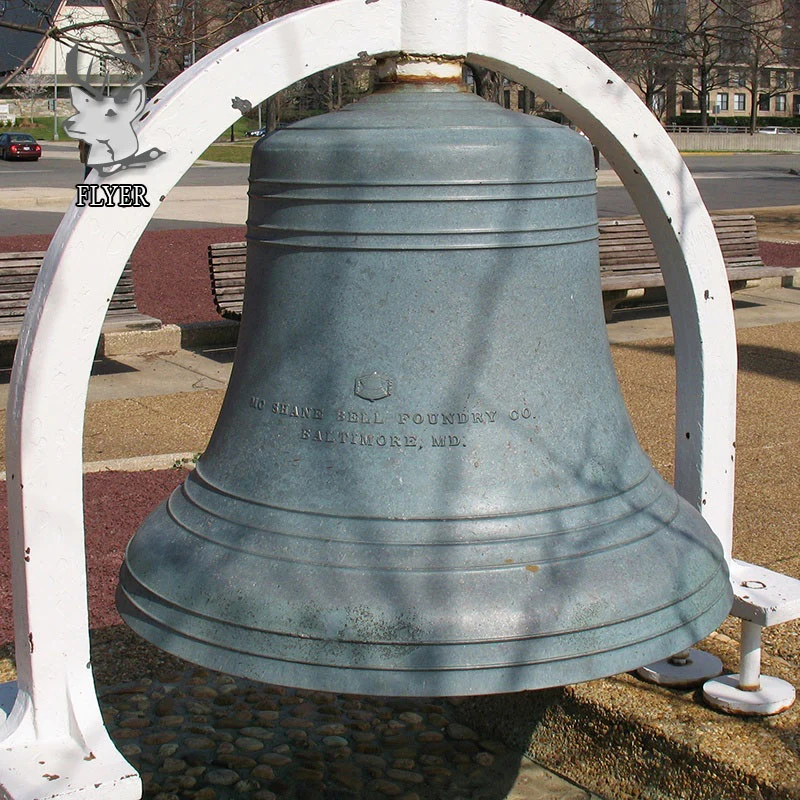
[0,133,42,161]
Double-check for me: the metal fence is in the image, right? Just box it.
[665,124,800,135]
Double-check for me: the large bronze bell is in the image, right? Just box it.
[117,64,732,697]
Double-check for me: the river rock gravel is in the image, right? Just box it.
[98,667,548,800]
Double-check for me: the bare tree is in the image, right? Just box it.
[10,70,49,123]
[593,0,679,118]
[4,0,797,130]
[0,2,154,92]
[468,0,568,102]
[738,0,799,132]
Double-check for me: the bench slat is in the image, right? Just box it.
[0,254,145,323]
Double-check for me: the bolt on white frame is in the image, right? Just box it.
[1,0,797,796]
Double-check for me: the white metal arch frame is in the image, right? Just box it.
[0,0,740,796]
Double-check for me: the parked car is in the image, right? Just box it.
[0,132,42,160]
[759,126,794,135]
[246,123,289,137]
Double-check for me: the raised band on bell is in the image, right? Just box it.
[117,57,732,697]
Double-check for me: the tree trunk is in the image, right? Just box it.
[470,66,504,105]
[266,94,280,133]
[748,63,759,134]
[698,71,709,127]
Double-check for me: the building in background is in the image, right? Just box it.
[2,0,798,130]
[556,0,800,126]
[1,0,137,122]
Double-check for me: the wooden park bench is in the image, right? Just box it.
[209,214,797,323]
[598,214,796,320]
[208,241,248,321]
[0,250,164,362]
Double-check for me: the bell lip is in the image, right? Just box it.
[118,463,731,655]
[118,482,733,696]
[117,566,732,698]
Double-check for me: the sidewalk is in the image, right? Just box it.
[0,139,250,227]
[0,182,250,227]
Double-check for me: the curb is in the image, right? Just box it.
[82,452,199,474]
[0,320,238,368]
[0,453,198,483]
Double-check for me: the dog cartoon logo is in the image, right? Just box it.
[63,31,164,176]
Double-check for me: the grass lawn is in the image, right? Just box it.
[198,142,256,163]
[3,117,69,141]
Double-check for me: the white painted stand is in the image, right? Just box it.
[703,625,795,716]
[0,0,796,796]
[703,562,800,715]
[637,649,723,688]
[643,559,800,707]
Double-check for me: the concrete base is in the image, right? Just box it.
[99,323,182,358]
[602,288,644,322]
[94,319,238,361]
[178,319,239,349]
[606,275,798,321]
[0,738,141,800]
[0,682,141,800]
[0,318,184,367]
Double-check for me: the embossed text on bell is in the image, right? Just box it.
[118,58,732,697]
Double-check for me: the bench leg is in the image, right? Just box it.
[601,289,631,322]
[702,620,796,716]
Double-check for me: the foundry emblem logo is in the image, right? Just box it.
[63,29,164,178]
[354,372,394,402]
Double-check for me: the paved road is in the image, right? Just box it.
[0,140,250,190]
[596,153,800,217]
[0,142,250,235]
[1,143,799,235]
